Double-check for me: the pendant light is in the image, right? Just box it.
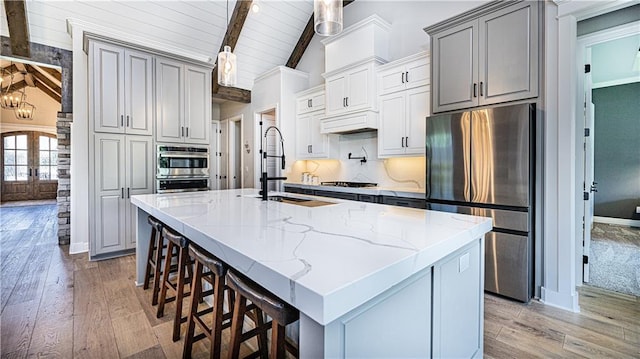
[314,0,343,36]
[218,0,237,87]
[14,85,35,119]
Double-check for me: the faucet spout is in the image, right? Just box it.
[260,125,287,200]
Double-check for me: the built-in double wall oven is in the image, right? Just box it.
[156,145,210,193]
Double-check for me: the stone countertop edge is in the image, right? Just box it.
[131,189,492,326]
[284,182,426,199]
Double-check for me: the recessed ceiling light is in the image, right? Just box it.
[251,3,260,13]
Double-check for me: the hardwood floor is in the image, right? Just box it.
[1,204,638,358]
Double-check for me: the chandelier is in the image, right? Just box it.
[15,89,35,120]
[1,64,24,109]
[314,0,343,36]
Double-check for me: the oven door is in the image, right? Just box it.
[157,152,209,178]
[156,178,209,193]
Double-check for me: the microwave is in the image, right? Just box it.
[157,145,209,178]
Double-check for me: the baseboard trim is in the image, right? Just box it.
[540,287,580,313]
[69,242,89,254]
[593,216,640,228]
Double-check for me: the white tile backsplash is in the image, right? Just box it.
[289,131,425,188]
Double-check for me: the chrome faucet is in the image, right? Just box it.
[260,126,287,200]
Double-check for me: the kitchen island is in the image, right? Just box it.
[131,188,492,358]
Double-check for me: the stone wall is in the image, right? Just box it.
[57,112,72,244]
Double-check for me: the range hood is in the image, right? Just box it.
[320,110,378,134]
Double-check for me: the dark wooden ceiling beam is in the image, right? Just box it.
[212,0,252,103]
[1,79,27,92]
[35,79,61,103]
[3,0,30,58]
[1,64,19,75]
[286,0,355,69]
[37,65,62,82]
[26,64,61,95]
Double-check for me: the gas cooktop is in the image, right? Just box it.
[320,181,378,188]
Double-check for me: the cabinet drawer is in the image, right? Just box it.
[381,196,426,209]
[358,194,379,203]
[314,190,358,201]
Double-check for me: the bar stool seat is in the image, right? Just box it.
[143,216,166,305]
[182,244,231,359]
[156,226,194,342]
[226,270,299,359]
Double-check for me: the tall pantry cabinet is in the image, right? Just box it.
[88,38,212,258]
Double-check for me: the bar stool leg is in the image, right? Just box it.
[143,226,157,290]
[151,232,164,305]
[228,296,247,359]
[183,260,203,359]
[157,240,175,318]
[255,310,268,359]
[271,321,286,359]
[173,246,190,342]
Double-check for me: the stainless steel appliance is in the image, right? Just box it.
[156,145,209,193]
[426,103,534,302]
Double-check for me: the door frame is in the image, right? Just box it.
[253,104,280,189]
[576,20,640,284]
[227,114,243,189]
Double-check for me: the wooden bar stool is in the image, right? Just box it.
[156,226,193,342]
[226,270,299,359]
[143,216,165,305]
[182,244,231,359]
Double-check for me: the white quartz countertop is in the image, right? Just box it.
[131,189,491,325]
[284,182,426,199]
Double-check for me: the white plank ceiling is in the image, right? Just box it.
[0,0,314,91]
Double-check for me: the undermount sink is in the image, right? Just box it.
[256,195,336,207]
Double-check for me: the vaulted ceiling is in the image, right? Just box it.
[0,0,318,97]
[0,59,62,104]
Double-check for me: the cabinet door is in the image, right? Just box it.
[325,75,347,116]
[295,114,311,158]
[94,134,126,255]
[346,65,371,112]
[479,1,538,105]
[378,92,406,157]
[91,42,125,134]
[379,66,406,95]
[125,136,153,248]
[432,21,478,113]
[185,65,211,144]
[156,57,184,143]
[310,92,325,111]
[308,113,328,158]
[432,240,482,359]
[404,57,430,90]
[297,96,313,114]
[124,50,153,136]
[404,87,429,155]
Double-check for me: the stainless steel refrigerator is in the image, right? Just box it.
[426,103,534,302]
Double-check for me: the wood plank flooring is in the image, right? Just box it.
[1,203,639,358]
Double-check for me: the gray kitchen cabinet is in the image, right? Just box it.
[428,1,538,113]
[93,134,153,256]
[90,42,153,135]
[156,58,210,144]
[432,239,483,358]
[378,86,429,157]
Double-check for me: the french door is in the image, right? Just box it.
[1,131,58,201]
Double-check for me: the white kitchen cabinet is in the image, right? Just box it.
[428,1,538,113]
[378,86,429,157]
[296,89,325,115]
[90,42,153,135]
[378,52,429,95]
[296,112,337,159]
[93,133,153,256]
[432,239,483,359]
[156,57,211,144]
[325,62,376,117]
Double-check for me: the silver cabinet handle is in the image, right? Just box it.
[127,188,130,198]
[181,126,184,137]
[120,115,124,127]
[401,137,404,148]
[121,188,124,199]
[126,115,130,127]
[401,72,405,83]
[405,71,409,82]
[473,83,477,98]
[310,145,313,153]
[479,81,484,96]
[186,127,189,137]
[346,97,348,107]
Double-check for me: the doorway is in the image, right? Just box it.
[210,115,243,190]
[1,131,58,201]
[254,107,280,192]
[577,20,640,296]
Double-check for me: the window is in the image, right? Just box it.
[3,134,29,181]
[39,136,58,180]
